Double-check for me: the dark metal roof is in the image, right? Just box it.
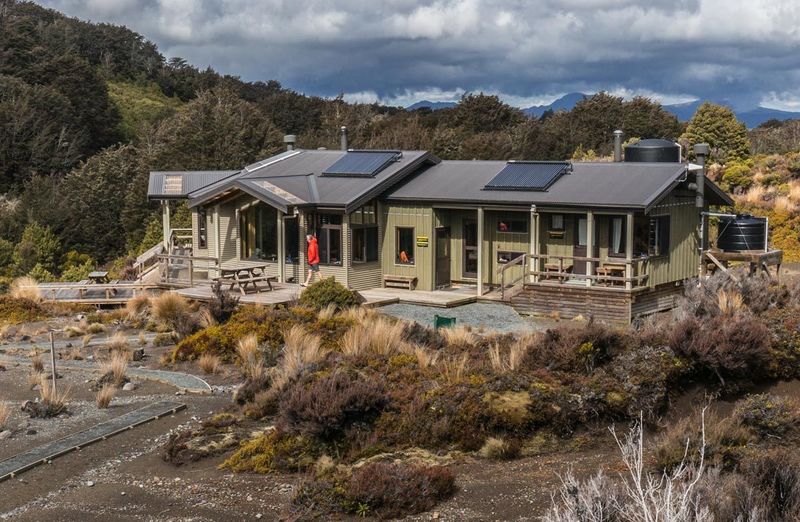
[484,161,570,191]
[185,149,439,212]
[148,170,240,199]
[387,160,732,210]
[321,151,401,177]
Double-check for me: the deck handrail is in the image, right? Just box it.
[499,253,527,300]
[33,282,160,302]
[527,253,650,288]
[157,254,220,287]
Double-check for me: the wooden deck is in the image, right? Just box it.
[357,286,478,308]
[175,283,303,305]
[36,282,160,305]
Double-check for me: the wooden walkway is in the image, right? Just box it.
[36,282,160,305]
[358,286,478,308]
[0,401,185,482]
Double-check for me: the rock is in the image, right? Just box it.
[86,481,94,487]
[66,342,73,348]
[20,335,30,341]
[122,382,137,391]
[175,390,185,396]
[255,514,263,519]
[131,348,145,361]
[86,355,94,361]
[0,430,11,440]
[433,512,440,519]
[26,429,36,435]
[121,491,126,496]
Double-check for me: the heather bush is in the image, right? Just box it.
[734,393,800,439]
[0,296,46,325]
[278,371,387,442]
[298,278,358,311]
[524,320,625,373]
[222,429,321,473]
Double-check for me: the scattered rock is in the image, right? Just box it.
[0,430,11,440]
[131,348,145,361]
[175,390,185,396]
[86,355,94,361]
[86,481,94,487]
[26,429,37,435]
[433,512,441,519]
[20,335,30,341]
[122,382,137,391]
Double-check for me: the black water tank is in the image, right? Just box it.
[624,139,681,162]
[717,215,767,252]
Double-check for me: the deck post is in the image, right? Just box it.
[343,212,350,289]
[477,207,484,296]
[625,211,634,290]
[277,212,285,283]
[586,210,594,287]
[161,201,171,251]
[214,205,221,279]
[189,257,194,287]
[530,205,538,283]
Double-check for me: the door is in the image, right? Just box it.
[462,219,478,279]
[435,226,451,288]
[573,216,598,276]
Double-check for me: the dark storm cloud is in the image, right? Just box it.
[38,0,800,109]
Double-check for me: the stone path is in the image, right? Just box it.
[0,401,186,482]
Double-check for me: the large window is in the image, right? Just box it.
[351,203,379,263]
[309,213,343,265]
[240,203,278,261]
[648,215,670,256]
[198,208,207,249]
[608,216,626,257]
[396,227,415,265]
[285,216,299,263]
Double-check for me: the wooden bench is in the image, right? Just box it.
[597,263,626,286]
[543,262,572,282]
[383,275,417,290]
[215,266,278,295]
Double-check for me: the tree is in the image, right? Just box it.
[151,88,284,170]
[13,222,61,275]
[681,102,751,162]
[450,93,525,133]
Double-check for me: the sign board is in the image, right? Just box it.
[416,235,429,247]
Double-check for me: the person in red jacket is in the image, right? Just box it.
[302,234,322,287]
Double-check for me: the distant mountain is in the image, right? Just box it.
[406,92,800,127]
[406,100,457,111]
[523,92,587,118]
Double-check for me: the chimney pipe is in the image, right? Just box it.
[340,126,348,151]
[283,134,296,151]
[694,143,709,209]
[613,130,623,162]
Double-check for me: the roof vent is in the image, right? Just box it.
[283,134,296,151]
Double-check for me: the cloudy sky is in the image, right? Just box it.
[38,0,800,110]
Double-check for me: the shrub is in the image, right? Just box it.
[24,375,71,418]
[479,436,521,460]
[9,276,41,301]
[198,353,221,374]
[298,278,358,311]
[236,333,264,381]
[153,332,177,346]
[0,296,46,324]
[98,350,129,388]
[222,429,321,473]
[340,315,406,357]
[151,292,196,338]
[734,448,800,521]
[208,280,239,323]
[278,371,387,442]
[669,314,772,385]
[524,320,625,373]
[734,393,800,439]
[344,462,456,519]
[125,294,151,322]
[0,402,9,430]
[95,384,116,408]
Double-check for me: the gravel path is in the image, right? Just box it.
[379,302,555,333]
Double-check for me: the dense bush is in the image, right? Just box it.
[0,296,46,324]
[734,393,800,439]
[278,371,387,442]
[222,429,322,474]
[298,278,359,311]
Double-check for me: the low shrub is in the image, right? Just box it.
[222,429,321,473]
[524,320,625,373]
[151,292,196,338]
[198,353,221,374]
[298,278,358,311]
[95,384,116,408]
[479,436,521,460]
[734,393,800,439]
[278,371,387,442]
[163,414,243,466]
[0,402,10,430]
[153,332,177,346]
[0,296,46,325]
[208,280,239,323]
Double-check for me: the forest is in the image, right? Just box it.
[1,0,799,288]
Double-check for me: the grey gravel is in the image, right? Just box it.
[378,302,552,333]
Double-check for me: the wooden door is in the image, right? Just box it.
[573,217,587,275]
[462,219,478,279]
[435,226,451,288]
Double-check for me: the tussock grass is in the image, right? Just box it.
[717,289,745,316]
[99,350,129,387]
[773,195,797,213]
[63,325,85,338]
[0,402,10,430]
[440,325,477,347]
[38,375,71,414]
[414,345,439,368]
[86,322,106,334]
[198,353,221,374]
[439,352,469,384]
[95,384,116,408]
[125,294,151,321]
[341,315,406,357]
[479,437,518,460]
[31,353,44,373]
[317,303,338,321]
[106,330,128,352]
[198,308,217,329]
[9,276,41,301]
[788,180,800,203]
[274,325,324,389]
[236,333,264,381]
[151,292,195,337]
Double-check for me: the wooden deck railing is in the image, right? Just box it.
[35,282,159,302]
[157,254,220,287]
[527,254,649,289]
[498,253,527,300]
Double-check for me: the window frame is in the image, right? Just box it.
[648,215,670,257]
[350,203,379,264]
[496,218,528,234]
[309,212,343,266]
[395,227,415,266]
[549,214,565,232]
[608,215,626,258]
[239,203,278,262]
[197,207,207,249]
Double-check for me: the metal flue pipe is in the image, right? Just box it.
[613,130,623,162]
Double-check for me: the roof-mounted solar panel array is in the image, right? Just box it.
[321,150,402,178]
[483,161,572,191]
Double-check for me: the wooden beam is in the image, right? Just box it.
[705,252,739,282]
[477,207,484,296]
[277,212,285,283]
[161,201,171,250]
[586,211,594,287]
[625,212,634,290]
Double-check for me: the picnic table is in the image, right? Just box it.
[87,271,109,284]
[596,262,626,286]
[215,265,277,295]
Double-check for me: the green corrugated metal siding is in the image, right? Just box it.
[349,202,383,290]
[381,204,435,291]
[485,210,529,286]
[646,191,700,287]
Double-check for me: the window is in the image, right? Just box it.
[497,219,528,233]
[648,215,670,256]
[285,216,299,263]
[309,213,343,265]
[198,208,207,249]
[396,227,415,264]
[608,216,625,257]
[240,203,278,261]
[351,203,379,263]
[550,214,564,231]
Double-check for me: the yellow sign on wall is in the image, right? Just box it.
[416,235,429,247]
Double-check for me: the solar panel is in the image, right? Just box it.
[321,151,401,178]
[483,161,571,191]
